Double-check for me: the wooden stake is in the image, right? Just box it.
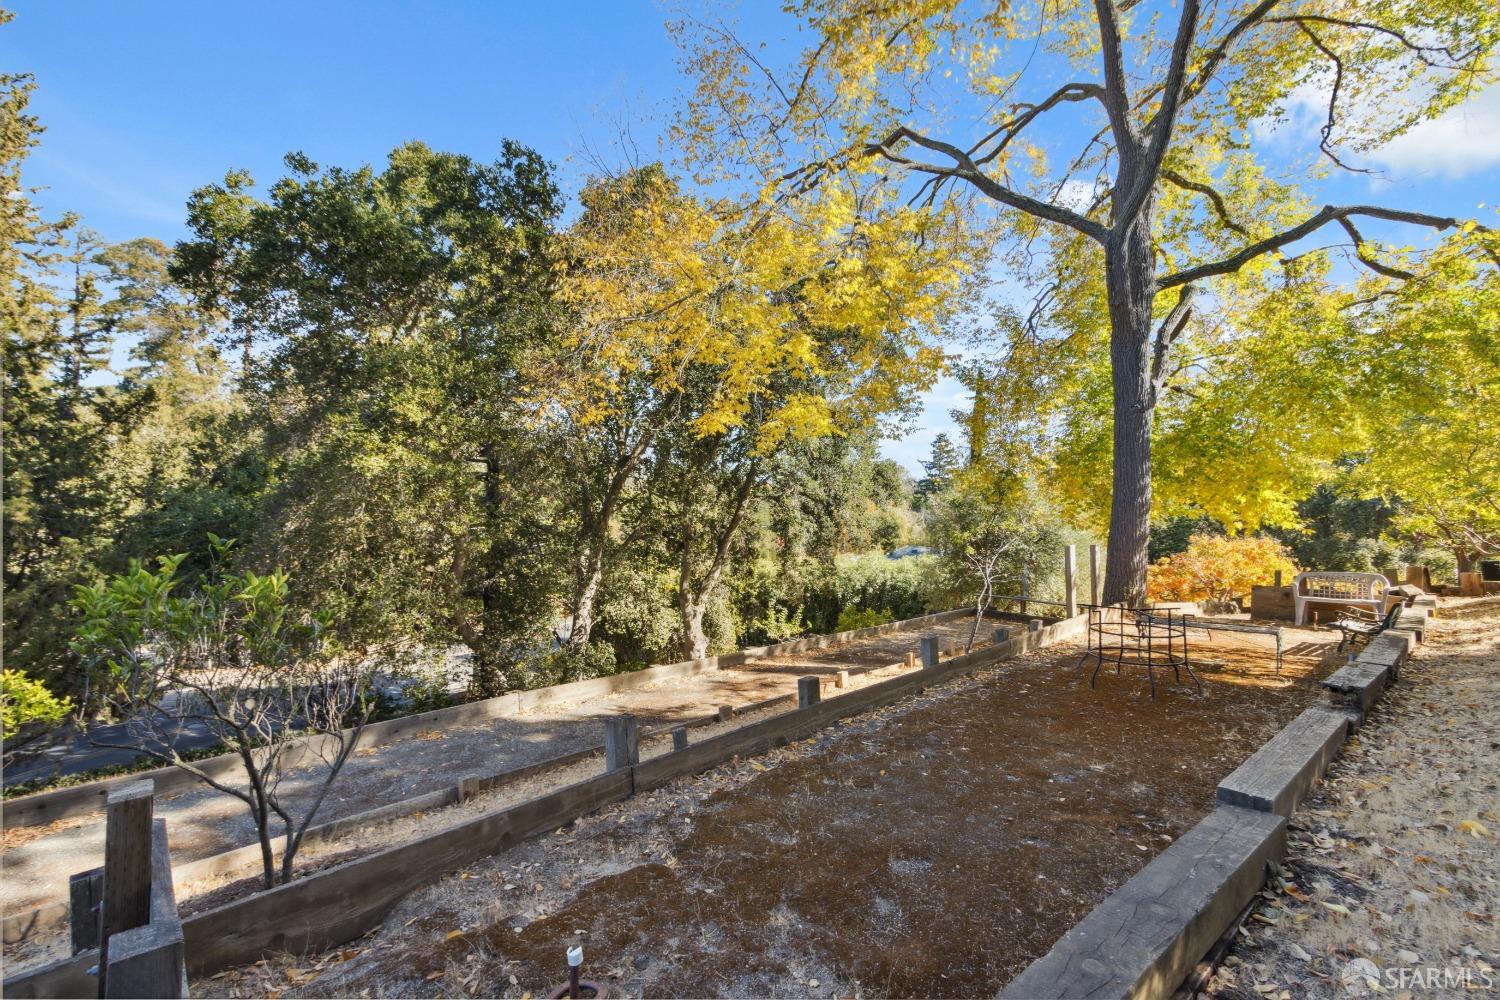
[99,781,154,998]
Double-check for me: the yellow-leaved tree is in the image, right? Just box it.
[552,165,972,653]
[671,0,1497,604]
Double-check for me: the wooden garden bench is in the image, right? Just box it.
[1330,601,1404,652]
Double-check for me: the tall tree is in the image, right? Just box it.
[674,0,1497,603]
[2,60,148,690]
[558,163,963,652]
[172,141,566,694]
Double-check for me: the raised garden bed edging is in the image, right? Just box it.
[1001,805,1288,1000]
[1215,707,1348,817]
[1003,599,1422,998]
[3,615,1083,996]
[1,608,976,829]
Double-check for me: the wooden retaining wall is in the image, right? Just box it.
[2,613,1083,996]
[1003,598,1433,998]
[2,608,974,830]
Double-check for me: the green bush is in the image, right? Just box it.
[525,641,619,688]
[747,600,810,644]
[2,670,73,736]
[835,606,894,631]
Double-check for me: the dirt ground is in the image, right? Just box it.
[195,623,1338,999]
[1,618,985,960]
[1198,598,1500,1000]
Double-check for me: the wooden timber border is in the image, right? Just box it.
[2,688,806,947]
[1,608,975,831]
[4,610,1075,997]
[2,606,975,943]
[1002,596,1433,999]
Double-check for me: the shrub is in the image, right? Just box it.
[749,600,810,643]
[1147,533,1298,604]
[527,641,619,688]
[2,670,72,735]
[835,606,894,631]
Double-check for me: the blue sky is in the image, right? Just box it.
[10,2,1498,473]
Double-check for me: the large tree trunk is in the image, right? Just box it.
[567,549,605,653]
[678,590,712,661]
[1101,187,1158,607]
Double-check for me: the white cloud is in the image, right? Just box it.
[1056,178,1096,211]
[1366,84,1500,179]
[1253,80,1500,181]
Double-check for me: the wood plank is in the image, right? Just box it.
[180,770,632,975]
[100,781,154,992]
[1002,806,1287,1000]
[1216,708,1348,816]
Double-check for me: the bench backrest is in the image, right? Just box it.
[1293,571,1386,601]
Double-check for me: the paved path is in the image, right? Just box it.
[1,617,985,923]
[6,716,229,788]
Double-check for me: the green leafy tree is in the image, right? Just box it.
[172,141,567,694]
[70,538,371,889]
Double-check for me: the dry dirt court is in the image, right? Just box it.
[2,617,988,969]
[197,624,1339,999]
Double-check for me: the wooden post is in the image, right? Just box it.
[904,651,916,669]
[797,676,821,708]
[1063,545,1078,619]
[994,626,1011,645]
[103,819,186,998]
[716,705,734,723]
[99,781,154,996]
[602,716,639,772]
[1460,571,1485,597]
[919,635,940,670]
[671,726,688,751]
[1273,569,1283,588]
[833,669,848,689]
[1089,544,1101,607]
[69,867,105,956]
[1028,618,1042,633]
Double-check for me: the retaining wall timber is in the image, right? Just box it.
[1003,588,1423,998]
[1,690,801,946]
[1215,707,1348,817]
[1001,806,1287,1000]
[2,608,974,829]
[4,612,1079,994]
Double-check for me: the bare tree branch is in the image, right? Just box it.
[1335,216,1415,279]
[1158,205,1478,288]
[1160,168,1249,235]
[1150,284,1196,397]
[867,126,1110,243]
[1117,0,1203,225]
[1179,0,1282,106]
[1092,0,1141,149]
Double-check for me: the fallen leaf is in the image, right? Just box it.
[1458,819,1491,838]
[446,930,466,941]
[1320,901,1352,917]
